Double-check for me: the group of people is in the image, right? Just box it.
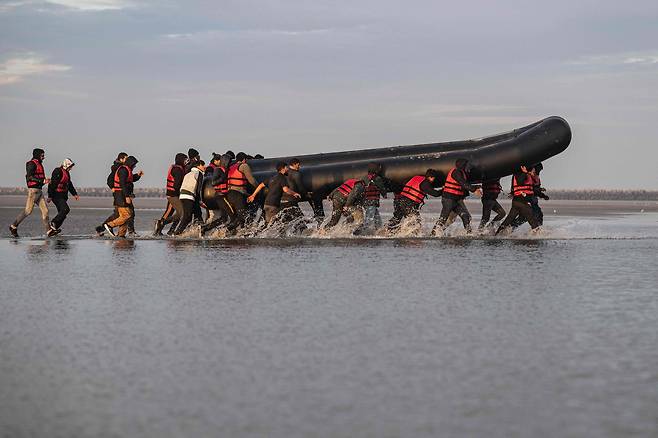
[151,148,309,238]
[8,148,79,238]
[8,147,549,239]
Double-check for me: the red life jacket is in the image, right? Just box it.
[400,175,427,204]
[26,159,45,188]
[337,178,360,196]
[482,179,502,195]
[112,165,133,192]
[207,163,229,194]
[56,167,70,193]
[442,168,466,196]
[365,174,381,202]
[228,163,248,189]
[166,164,184,192]
[512,173,534,197]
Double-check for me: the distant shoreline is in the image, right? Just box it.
[1,187,657,201]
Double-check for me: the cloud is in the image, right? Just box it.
[569,51,658,67]
[0,0,133,12]
[0,55,71,85]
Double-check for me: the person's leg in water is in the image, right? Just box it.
[496,199,539,235]
[51,197,70,230]
[324,196,346,229]
[156,197,184,235]
[454,199,473,233]
[174,199,195,235]
[479,198,494,229]
[226,191,247,231]
[106,206,132,237]
[192,200,203,223]
[127,203,136,235]
[280,204,307,234]
[530,197,544,226]
[431,197,458,236]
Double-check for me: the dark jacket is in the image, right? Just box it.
[113,156,140,207]
[167,153,187,197]
[48,167,77,199]
[420,180,442,198]
[281,168,309,205]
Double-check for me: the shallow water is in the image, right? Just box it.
[1,206,657,437]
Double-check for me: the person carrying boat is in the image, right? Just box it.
[511,163,548,228]
[9,148,50,237]
[174,160,206,235]
[46,158,78,236]
[324,172,388,230]
[387,169,442,233]
[495,165,541,235]
[277,158,311,231]
[362,162,390,231]
[153,152,187,235]
[200,153,235,235]
[248,161,301,225]
[431,158,482,236]
[478,178,506,230]
[225,152,261,231]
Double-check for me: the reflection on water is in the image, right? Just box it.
[0,237,657,438]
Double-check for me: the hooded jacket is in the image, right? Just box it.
[25,148,46,189]
[166,153,187,197]
[112,156,140,206]
[48,160,77,199]
[180,167,204,201]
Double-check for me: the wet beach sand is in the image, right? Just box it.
[1,195,657,437]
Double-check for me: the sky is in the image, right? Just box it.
[1,0,657,189]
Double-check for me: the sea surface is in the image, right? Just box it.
[1,199,657,437]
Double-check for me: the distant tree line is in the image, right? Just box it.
[1,187,657,200]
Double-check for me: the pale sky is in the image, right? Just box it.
[1,0,657,189]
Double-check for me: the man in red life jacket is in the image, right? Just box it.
[154,152,187,236]
[226,152,261,231]
[200,153,235,235]
[323,171,388,230]
[511,162,548,228]
[97,152,141,236]
[362,162,391,231]
[100,155,141,237]
[478,178,506,230]
[495,165,541,235]
[387,169,443,233]
[9,148,51,237]
[46,158,79,236]
[431,158,482,236]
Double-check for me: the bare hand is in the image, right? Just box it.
[520,166,528,173]
[125,197,132,204]
[74,195,80,201]
[44,178,51,184]
[137,171,144,176]
[294,193,302,199]
[247,195,255,203]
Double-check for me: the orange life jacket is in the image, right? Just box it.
[207,163,229,194]
[228,163,248,189]
[112,165,133,192]
[512,173,534,197]
[55,167,70,193]
[26,159,45,188]
[442,168,466,196]
[400,175,427,204]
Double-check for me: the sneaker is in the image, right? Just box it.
[9,225,19,238]
[103,223,116,237]
[95,225,105,236]
[47,228,61,237]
